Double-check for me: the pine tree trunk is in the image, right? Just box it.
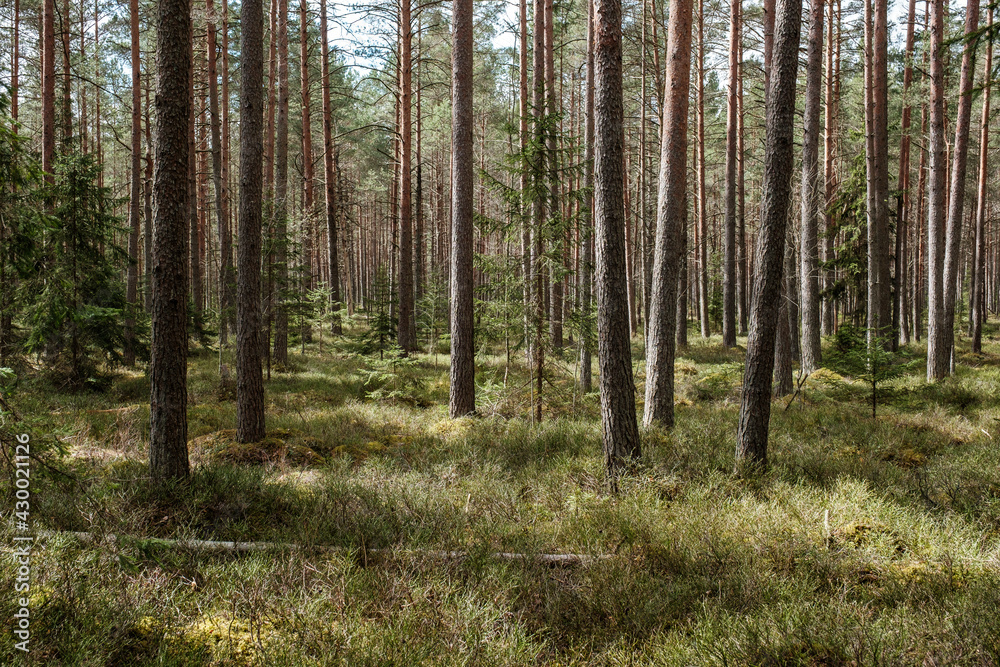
[896,0,917,346]
[595,0,641,486]
[320,0,342,334]
[42,0,56,182]
[150,0,192,480]
[299,0,314,344]
[864,0,891,346]
[189,48,202,317]
[821,0,837,336]
[579,0,595,393]
[697,0,709,338]
[532,0,546,421]
[208,0,232,346]
[236,0,266,443]
[520,0,531,365]
[799,0,823,373]
[643,0,692,429]
[124,0,141,367]
[735,0,801,471]
[449,0,475,417]
[926,0,948,379]
[272,0,290,365]
[971,8,992,354]
[943,0,980,370]
[721,0,740,348]
[398,0,416,352]
[545,0,562,350]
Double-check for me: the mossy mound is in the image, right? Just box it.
[192,429,324,466]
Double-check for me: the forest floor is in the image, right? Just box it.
[3,324,1000,665]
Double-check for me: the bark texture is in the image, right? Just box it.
[799,0,823,373]
[236,0,266,443]
[449,0,475,417]
[150,0,192,480]
[594,0,641,485]
[643,0,692,428]
[735,0,801,472]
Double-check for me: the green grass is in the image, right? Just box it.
[3,328,1000,665]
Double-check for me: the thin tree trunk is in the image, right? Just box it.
[189,47,202,317]
[208,0,232,346]
[545,0,562,350]
[595,0,641,487]
[972,8,992,353]
[821,0,836,336]
[520,0,531,365]
[320,0,341,334]
[927,0,948,379]
[150,0,192,480]
[450,0,475,417]
[943,0,980,371]
[864,0,891,347]
[799,0,823,373]
[398,0,416,352]
[697,0,709,338]
[272,0,290,365]
[721,0,740,348]
[61,0,71,144]
[124,0,142,367]
[42,0,55,181]
[299,0,314,344]
[532,0,546,421]
[11,0,18,126]
[578,0,595,393]
[644,0,692,428]
[896,0,917,346]
[735,0,801,471]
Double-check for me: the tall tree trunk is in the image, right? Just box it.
[11,0,18,125]
[737,36,748,336]
[697,0,709,338]
[520,0,532,366]
[943,0,980,370]
[125,0,142,367]
[896,0,917,346]
[532,0,546,421]
[821,0,837,335]
[595,0,641,487]
[61,0,72,144]
[546,0,563,350]
[236,0,265,443]
[864,0,891,346]
[272,0,290,365]
[926,0,948,379]
[735,0,801,471]
[643,0,692,428]
[144,85,153,312]
[42,0,55,181]
[972,9,992,354]
[299,0,314,344]
[450,0,475,417]
[398,0,416,352]
[208,0,232,346]
[579,0,595,393]
[150,0,192,480]
[799,0,823,373]
[320,0,341,334]
[721,0,740,348]
[265,0,277,192]
[189,47,202,316]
